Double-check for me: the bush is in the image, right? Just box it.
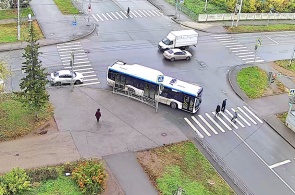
[26,167,59,183]
[0,167,31,195]
[71,159,107,195]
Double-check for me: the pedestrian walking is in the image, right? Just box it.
[231,110,238,123]
[221,99,227,112]
[127,7,130,17]
[95,108,101,122]
[215,105,221,116]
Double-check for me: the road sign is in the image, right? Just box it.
[72,21,76,26]
[289,89,295,96]
[157,75,164,83]
[179,0,184,4]
[257,38,262,46]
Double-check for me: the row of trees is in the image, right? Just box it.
[211,0,295,13]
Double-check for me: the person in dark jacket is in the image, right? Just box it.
[221,99,227,112]
[215,104,221,116]
[127,7,130,17]
[95,108,101,122]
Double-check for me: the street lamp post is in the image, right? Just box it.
[17,0,20,40]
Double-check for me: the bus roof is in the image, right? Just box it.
[109,61,202,97]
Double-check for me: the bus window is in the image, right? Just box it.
[189,97,194,111]
[121,75,126,85]
[182,96,189,109]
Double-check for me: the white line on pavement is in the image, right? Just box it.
[96,14,104,21]
[133,10,142,17]
[266,35,279,44]
[92,14,99,22]
[142,10,151,17]
[106,13,114,20]
[243,106,263,123]
[229,47,248,50]
[101,13,109,20]
[151,10,161,16]
[120,11,128,18]
[116,12,124,19]
[83,74,97,78]
[78,81,100,86]
[269,160,291,169]
[237,107,257,124]
[84,78,99,82]
[236,52,254,55]
[184,117,204,138]
[220,111,238,129]
[231,108,250,126]
[205,113,225,132]
[232,50,249,52]
[138,10,147,17]
[226,109,245,127]
[191,116,211,136]
[238,54,255,57]
[212,112,232,130]
[225,45,243,47]
[146,10,155,16]
[111,12,119,19]
[199,115,218,134]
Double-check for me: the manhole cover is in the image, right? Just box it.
[161,133,167,136]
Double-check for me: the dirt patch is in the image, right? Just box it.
[270,61,295,81]
[22,117,59,138]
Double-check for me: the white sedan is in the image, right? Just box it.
[163,49,192,61]
[50,70,84,86]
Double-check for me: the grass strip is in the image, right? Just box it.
[0,8,34,20]
[226,24,295,33]
[53,0,80,15]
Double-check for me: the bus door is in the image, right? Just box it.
[182,95,194,112]
[114,74,126,89]
[144,83,156,99]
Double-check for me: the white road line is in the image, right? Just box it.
[216,38,235,41]
[120,11,128,18]
[101,13,109,20]
[184,117,204,138]
[232,50,249,53]
[84,78,99,82]
[106,13,114,20]
[133,10,142,17]
[96,14,104,21]
[83,74,97,78]
[212,35,232,38]
[57,46,82,50]
[80,71,95,74]
[229,47,248,50]
[237,107,257,124]
[265,35,279,44]
[205,113,225,132]
[137,10,146,17]
[243,106,263,123]
[239,54,255,57]
[57,44,81,48]
[59,50,85,53]
[219,40,235,43]
[116,12,124,19]
[67,61,90,65]
[141,10,150,17]
[223,42,239,45]
[269,160,291,169]
[236,52,253,55]
[226,109,245,127]
[92,14,99,22]
[231,108,250,126]
[220,111,238,129]
[61,55,88,59]
[212,112,232,130]
[191,116,211,136]
[57,42,80,46]
[72,67,93,71]
[225,44,244,47]
[198,115,218,134]
[151,10,161,16]
[64,64,91,69]
[111,12,119,19]
[242,58,255,61]
[233,131,295,194]
[62,58,89,62]
[78,81,101,86]
[146,10,155,16]
[129,11,137,17]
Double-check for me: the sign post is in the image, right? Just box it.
[156,75,164,113]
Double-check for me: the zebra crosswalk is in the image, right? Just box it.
[212,34,264,64]
[56,42,100,86]
[184,105,263,138]
[91,9,163,22]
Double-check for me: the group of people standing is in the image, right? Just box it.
[215,99,238,123]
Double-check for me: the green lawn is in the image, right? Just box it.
[137,141,234,195]
[277,112,288,124]
[0,8,34,20]
[275,60,295,72]
[226,24,295,33]
[0,21,43,43]
[53,0,80,15]
[237,66,269,98]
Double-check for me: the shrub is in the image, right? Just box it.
[71,159,107,195]
[62,161,80,175]
[0,167,31,195]
[26,167,59,183]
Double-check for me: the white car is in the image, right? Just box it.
[163,49,192,61]
[50,70,84,86]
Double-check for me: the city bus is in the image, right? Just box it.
[107,60,203,113]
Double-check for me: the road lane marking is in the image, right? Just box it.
[237,107,257,124]
[184,117,204,138]
[225,44,243,47]
[78,81,100,86]
[191,116,211,136]
[146,10,155,16]
[96,14,104,21]
[111,12,119,19]
[142,10,151,17]
[116,12,124,19]
[230,108,250,126]
[198,115,218,134]
[92,14,99,22]
[226,109,245,127]
[106,13,114,20]
[229,47,248,50]
[236,52,253,55]
[232,50,249,52]
[220,111,238,129]
[101,13,109,20]
[133,10,142,17]
[233,131,295,193]
[243,106,263,123]
[269,160,291,169]
[265,35,279,44]
[120,11,128,18]
[151,10,161,16]
[239,54,255,57]
[205,113,225,132]
[212,112,232,130]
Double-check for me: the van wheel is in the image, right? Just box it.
[186,56,191,60]
[170,57,175,62]
[170,102,177,109]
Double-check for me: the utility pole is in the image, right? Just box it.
[289,45,295,66]
[87,0,91,26]
[204,0,208,11]
[175,0,179,19]
[235,0,243,27]
[17,0,20,40]
[70,52,74,91]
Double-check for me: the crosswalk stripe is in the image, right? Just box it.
[223,42,239,45]
[72,67,93,71]
[142,10,151,17]
[111,12,119,19]
[61,55,88,60]
[57,44,81,48]
[146,10,155,16]
[120,11,128,18]
[57,42,80,46]
[138,10,147,17]
[236,52,253,55]
[239,54,255,57]
[219,111,238,129]
[229,47,247,50]
[151,10,160,16]
[80,71,95,74]
[84,78,99,82]
[64,64,91,69]
[225,45,243,47]
[212,112,232,130]
[101,13,109,20]
[226,109,245,127]
[220,40,235,42]
[92,14,99,22]
[106,13,114,20]
[205,113,225,132]
[216,38,234,41]
[116,12,124,19]
[133,10,142,17]
[243,106,263,123]
[83,74,97,78]
[78,81,100,86]
[242,58,255,61]
[62,58,89,62]
[232,50,249,53]
[198,115,218,134]
[59,50,85,54]
[230,108,250,126]
[96,13,104,21]
[129,11,136,17]
[184,117,204,138]
[237,107,257,124]
[191,116,211,136]
[212,34,231,38]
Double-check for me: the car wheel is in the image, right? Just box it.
[186,56,191,60]
[75,80,81,85]
[170,102,177,109]
[56,82,61,86]
[170,57,175,62]
[128,88,135,95]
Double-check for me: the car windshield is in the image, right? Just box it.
[167,50,173,54]
[54,72,59,77]
[162,38,172,45]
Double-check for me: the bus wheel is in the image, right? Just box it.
[170,102,177,109]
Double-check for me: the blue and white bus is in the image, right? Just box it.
[107,61,203,113]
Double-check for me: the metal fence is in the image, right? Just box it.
[194,135,254,195]
[177,4,199,21]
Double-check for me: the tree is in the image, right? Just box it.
[19,22,49,118]
[0,61,9,92]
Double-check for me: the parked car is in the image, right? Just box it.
[50,70,84,86]
[9,0,29,8]
[163,49,192,61]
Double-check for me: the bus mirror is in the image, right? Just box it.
[159,84,164,93]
